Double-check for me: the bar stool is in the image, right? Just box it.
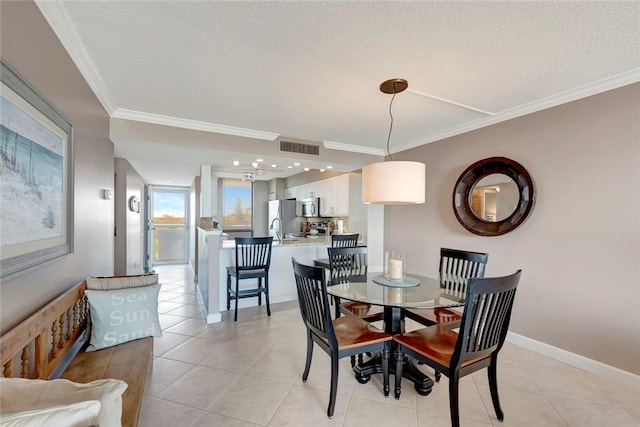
[226,236,273,321]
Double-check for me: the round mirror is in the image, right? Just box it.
[452,157,535,236]
[470,174,519,222]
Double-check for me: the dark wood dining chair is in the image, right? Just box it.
[331,233,359,247]
[291,258,392,418]
[226,237,273,321]
[327,246,384,323]
[393,270,522,427]
[404,248,488,329]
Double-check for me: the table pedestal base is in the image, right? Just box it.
[353,353,433,396]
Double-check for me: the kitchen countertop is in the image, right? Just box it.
[221,236,331,249]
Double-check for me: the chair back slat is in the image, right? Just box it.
[331,233,359,248]
[327,246,368,285]
[292,258,336,346]
[452,270,521,367]
[440,248,488,293]
[235,237,273,270]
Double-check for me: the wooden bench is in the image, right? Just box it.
[0,280,153,427]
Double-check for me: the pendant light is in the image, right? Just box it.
[362,79,425,205]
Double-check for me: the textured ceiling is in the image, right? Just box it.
[36,1,640,185]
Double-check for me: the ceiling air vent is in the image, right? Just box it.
[280,140,320,156]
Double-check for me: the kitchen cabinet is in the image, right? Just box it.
[334,174,350,215]
[306,182,320,199]
[287,174,351,216]
[286,183,319,200]
[319,174,349,216]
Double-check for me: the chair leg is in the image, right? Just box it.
[449,373,461,427]
[226,273,231,310]
[394,349,404,400]
[302,332,313,382]
[334,296,341,319]
[382,345,390,397]
[264,276,271,316]
[234,278,239,322]
[258,277,262,306]
[327,353,339,418]
[435,370,442,382]
[488,358,504,421]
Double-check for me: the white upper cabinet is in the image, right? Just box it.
[306,182,320,199]
[287,173,350,217]
[333,174,350,216]
[318,178,335,217]
[319,174,350,217]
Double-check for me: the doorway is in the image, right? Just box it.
[147,186,189,268]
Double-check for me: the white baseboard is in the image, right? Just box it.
[206,312,222,324]
[507,332,640,390]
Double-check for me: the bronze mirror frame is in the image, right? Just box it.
[452,157,535,236]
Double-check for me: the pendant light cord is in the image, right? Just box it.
[385,85,398,161]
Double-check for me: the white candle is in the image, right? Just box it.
[388,259,403,280]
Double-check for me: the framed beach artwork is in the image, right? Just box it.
[1,60,74,280]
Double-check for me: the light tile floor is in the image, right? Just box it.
[140,265,640,427]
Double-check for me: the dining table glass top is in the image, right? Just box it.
[326,272,466,310]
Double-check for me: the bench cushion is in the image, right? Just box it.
[85,284,161,351]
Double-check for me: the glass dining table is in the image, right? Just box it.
[326,271,465,396]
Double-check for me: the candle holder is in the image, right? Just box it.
[384,251,406,281]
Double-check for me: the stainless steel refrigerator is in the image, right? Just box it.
[268,200,302,240]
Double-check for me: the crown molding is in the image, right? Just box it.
[393,68,640,153]
[35,1,116,114]
[112,108,280,141]
[323,140,385,156]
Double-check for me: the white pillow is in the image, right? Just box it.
[83,273,159,341]
[0,400,101,427]
[0,378,127,427]
[85,284,162,351]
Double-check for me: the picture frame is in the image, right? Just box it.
[1,60,74,280]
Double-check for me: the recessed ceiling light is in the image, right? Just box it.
[293,162,301,166]
[326,165,333,169]
[271,164,277,168]
[256,158,263,162]
[233,160,239,166]
[165,180,172,183]
[287,165,293,169]
[320,168,326,172]
[304,167,310,172]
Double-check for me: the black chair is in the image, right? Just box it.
[331,233,359,247]
[327,246,384,322]
[291,258,392,418]
[226,237,273,321]
[404,248,488,329]
[393,270,522,427]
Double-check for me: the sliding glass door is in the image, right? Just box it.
[148,187,189,266]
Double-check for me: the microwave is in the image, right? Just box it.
[298,198,320,217]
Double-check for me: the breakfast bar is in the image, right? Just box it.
[197,227,333,323]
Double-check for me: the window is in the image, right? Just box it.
[222,179,252,230]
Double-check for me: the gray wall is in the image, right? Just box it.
[0,2,115,332]
[114,158,145,275]
[252,180,269,237]
[385,83,640,374]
